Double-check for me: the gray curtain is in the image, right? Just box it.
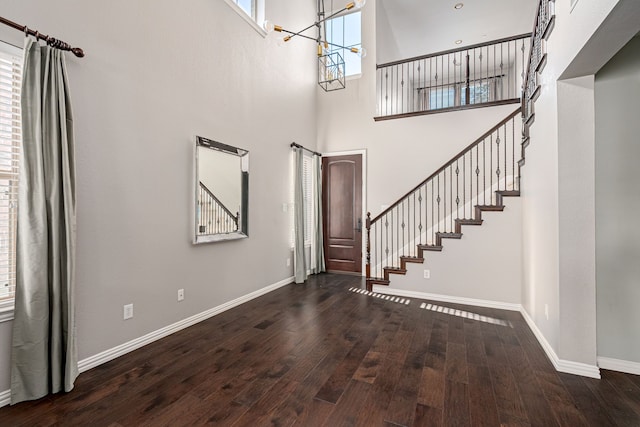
[310,155,325,274]
[293,147,307,283]
[11,39,78,404]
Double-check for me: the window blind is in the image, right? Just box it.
[290,152,314,248]
[0,42,22,307]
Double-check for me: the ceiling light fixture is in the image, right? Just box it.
[454,3,464,9]
[264,0,367,91]
[455,39,463,45]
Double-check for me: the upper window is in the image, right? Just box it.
[225,0,265,32]
[325,11,362,77]
[234,0,256,20]
[0,41,22,316]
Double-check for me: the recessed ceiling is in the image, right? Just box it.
[376,0,538,64]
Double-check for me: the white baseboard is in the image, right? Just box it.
[598,356,640,376]
[0,276,294,408]
[519,308,600,379]
[0,389,9,408]
[372,287,601,379]
[371,286,522,312]
[78,276,294,373]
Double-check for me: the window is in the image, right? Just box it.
[234,0,255,20]
[419,76,502,111]
[0,41,22,316]
[225,0,265,32]
[325,11,362,76]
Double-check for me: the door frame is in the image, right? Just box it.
[321,149,367,276]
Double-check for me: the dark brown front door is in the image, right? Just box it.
[322,154,363,273]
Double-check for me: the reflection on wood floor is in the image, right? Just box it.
[1,273,639,426]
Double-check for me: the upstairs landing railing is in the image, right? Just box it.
[197,181,239,235]
[366,108,522,281]
[375,34,530,120]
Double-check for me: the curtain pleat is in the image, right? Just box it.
[311,155,325,274]
[10,38,78,404]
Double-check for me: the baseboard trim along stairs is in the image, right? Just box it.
[371,286,602,379]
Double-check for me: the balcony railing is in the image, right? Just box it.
[375,34,531,120]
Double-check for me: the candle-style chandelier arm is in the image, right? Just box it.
[264,0,365,43]
[279,29,358,53]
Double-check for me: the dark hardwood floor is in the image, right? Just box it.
[1,273,639,426]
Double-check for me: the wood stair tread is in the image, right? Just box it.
[384,267,407,275]
[496,190,520,197]
[476,205,505,211]
[456,219,483,225]
[417,244,443,251]
[436,232,463,239]
[400,256,424,263]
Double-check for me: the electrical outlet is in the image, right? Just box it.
[178,289,185,302]
[544,304,549,320]
[423,269,430,279]
[123,304,133,320]
[286,258,291,267]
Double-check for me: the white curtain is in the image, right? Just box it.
[310,155,325,274]
[292,147,325,283]
[10,39,78,404]
[293,147,307,283]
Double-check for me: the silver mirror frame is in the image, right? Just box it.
[193,136,249,244]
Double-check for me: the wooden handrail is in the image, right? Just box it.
[522,1,543,113]
[199,181,238,225]
[370,106,522,224]
[377,33,531,69]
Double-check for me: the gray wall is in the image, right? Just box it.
[595,35,640,364]
[0,0,317,394]
[387,198,522,306]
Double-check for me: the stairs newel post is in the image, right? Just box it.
[365,212,372,291]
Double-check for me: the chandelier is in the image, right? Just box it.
[263,0,367,91]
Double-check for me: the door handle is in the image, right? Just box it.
[356,218,362,233]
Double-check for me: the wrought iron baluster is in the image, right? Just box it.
[512,118,516,190]
[456,160,460,221]
[496,130,501,194]
[401,201,405,258]
[437,174,442,232]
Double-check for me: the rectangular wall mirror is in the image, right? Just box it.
[194,136,249,244]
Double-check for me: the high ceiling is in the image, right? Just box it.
[376,0,539,64]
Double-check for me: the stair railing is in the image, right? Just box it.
[366,107,522,282]
[197,181,239,235]
[375,34,531,120]
[522,0,556,123]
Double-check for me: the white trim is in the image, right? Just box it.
[520,308,600,379]
[372,286,601,378]
[0,276,292,408]
[371,286,521,311]
[0,389,10,408]
[222,0,267,37]
[322,149,367,276]
[77,276,293,373]
[598,357,640,376]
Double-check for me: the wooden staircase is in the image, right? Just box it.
[367,190,520,290]
[365,0,556,292]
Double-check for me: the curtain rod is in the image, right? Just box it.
[290,142,321,157]
[0,15,85,58]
